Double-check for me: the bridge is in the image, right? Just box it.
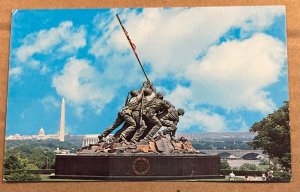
[199,149,267,160]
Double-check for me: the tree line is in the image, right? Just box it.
[4,139,79,181]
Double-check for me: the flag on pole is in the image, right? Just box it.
[116,14,150,82]
[124,28,136,52]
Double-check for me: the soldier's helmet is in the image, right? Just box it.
[144,88,153,96]
[130,90,139,97]
[157,92,165,100]
[177,108,185,115]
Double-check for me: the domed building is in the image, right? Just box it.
[38,127,46,140]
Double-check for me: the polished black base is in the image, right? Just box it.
[51,154,223,180]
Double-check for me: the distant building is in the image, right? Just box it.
[54,148,70,154]
[82,134,113,147]
[82,135,98,146]
[38,127,46,139]
[6,134,28,140]
[6,127,62,141]
[5,98,66,142]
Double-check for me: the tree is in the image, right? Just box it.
[239,163,257,171]
[249,101,291,168]
[4,153,41,181]
[259,159,269,165]
[4,153,25,170]
[220,160,231,169]
[4,172,41,182]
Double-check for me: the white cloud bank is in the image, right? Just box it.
[12,7,286,131]
[51,54,144,115]
[187,33,285,113]
[90,7,284,78]
[14,21,86,74]
[166,33,285,131]
[166,85,228,132]
[52,58,115,114]
[89,7,286,131]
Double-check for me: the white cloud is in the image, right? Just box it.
[15,21,86,73]
[41,95,60,110]
[9,67,22,79]
[186,33,285,113]
[164,32,285,131]
[52,58,116,114]
[178,109,228,132]
[166,87,251,132]
[90,7,284,78]
[87,7,286,131]
[166,85,193,108]
[165,85,227,132]
[89,7,285,111]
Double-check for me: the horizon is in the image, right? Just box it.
[6,7,288,135]
[5,126,259,137]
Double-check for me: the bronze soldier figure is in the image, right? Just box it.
[98,88,144,142]
[110,83,153,142]
[156,92,175,109]
[159,108,185,138]
[136,92,171,143]
[128,85,156,142]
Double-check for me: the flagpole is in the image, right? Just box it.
[116,14,150,82]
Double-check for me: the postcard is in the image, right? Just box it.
[4,6,290,182]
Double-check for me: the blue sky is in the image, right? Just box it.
[6,7,288,135]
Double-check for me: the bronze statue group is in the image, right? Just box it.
[97,15,185,145]
[98,81,185,145]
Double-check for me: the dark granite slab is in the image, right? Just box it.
[51,153,223,180]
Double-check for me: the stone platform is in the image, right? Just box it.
[51,153,223,180]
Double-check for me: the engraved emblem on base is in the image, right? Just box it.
[132,157,150,176]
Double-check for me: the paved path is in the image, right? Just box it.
[226,175,266,181]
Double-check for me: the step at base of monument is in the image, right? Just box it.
[50,175,224,180]
[52,154,223,180]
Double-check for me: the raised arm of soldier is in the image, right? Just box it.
[136,87,144,102]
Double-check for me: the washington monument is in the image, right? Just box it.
[59,98,65,142]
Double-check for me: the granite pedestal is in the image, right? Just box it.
[51,153,223,180]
